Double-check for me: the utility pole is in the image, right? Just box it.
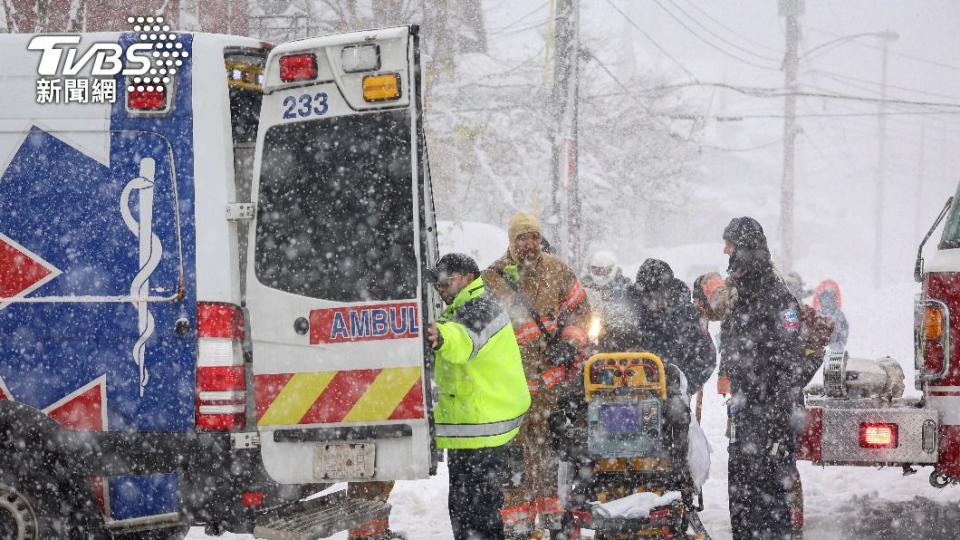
[548,0,580,265]
[916,120,927,239]
[873,35,891,287]
[567,1,582,267]
[779,0,802,272]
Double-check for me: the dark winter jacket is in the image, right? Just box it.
[601,275,717,393]
[720,239,804,444]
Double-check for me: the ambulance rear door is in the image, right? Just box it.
[247,25,436,484]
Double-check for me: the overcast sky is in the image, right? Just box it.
[481,0,960,283]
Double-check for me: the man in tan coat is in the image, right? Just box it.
[482,212,592,538]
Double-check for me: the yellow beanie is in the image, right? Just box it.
[508,212,541,243]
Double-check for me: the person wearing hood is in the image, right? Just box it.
[582,250,631,317]
[811,279,849,351]
[720,217,806,540]
[482,212,592,538]
[602,258,716,394]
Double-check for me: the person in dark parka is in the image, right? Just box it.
[720,217,805,540]
[602,258,716,393]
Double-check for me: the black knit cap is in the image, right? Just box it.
[722,216,768,251]
[427,253,480,283]
[635,258,674,292]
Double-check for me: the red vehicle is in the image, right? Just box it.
[798,195,960,488]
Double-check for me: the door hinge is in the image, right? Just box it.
[226,202,256,222]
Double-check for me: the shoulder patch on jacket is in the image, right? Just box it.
[780,308,801,332]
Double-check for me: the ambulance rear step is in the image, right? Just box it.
[253,490,390,540]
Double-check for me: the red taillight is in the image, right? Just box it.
[198,303,244,339]
[241,490,264,508]
[198,365,245,392]
[648,507,671,525]
[860,422,898,449]
[196,302,247,432]
[279,54,317,82]
[127,88,167,111]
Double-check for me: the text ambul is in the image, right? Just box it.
[310,302,420,344]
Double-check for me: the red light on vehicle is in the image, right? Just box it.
[649,507,672,525]
[198,303,244,339]
[859,422,898,449]
[197,365,246,392]
[241,490,264,508]
[195,411,244,431]
[127,88,167,110]
[279,54,317,82]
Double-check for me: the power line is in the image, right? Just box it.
[657,81,960,109]
[679,0,783,55]
[487,1,549,34]
[583,52,700,143]
[647,0,782,71]
[660,0,781,63]
[702,138,783,152]
[808,26,960,73]
[804,68,960,103]
[715,110,960,120]
[601,0,698,81]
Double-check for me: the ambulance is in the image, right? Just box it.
[0,24,436,539]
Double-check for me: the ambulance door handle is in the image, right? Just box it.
[294,317,309,336]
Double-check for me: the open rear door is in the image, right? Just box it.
[247,26,436,484]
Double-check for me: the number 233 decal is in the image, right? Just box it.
[282,92,329,119]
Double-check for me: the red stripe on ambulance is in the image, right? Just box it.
[254,373,295,420]
[299,369,381,424]
[309,302,420,344]
[388,380,425,420]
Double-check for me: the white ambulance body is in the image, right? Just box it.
[247,26,438,485]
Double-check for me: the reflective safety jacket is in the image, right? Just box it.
[434,276,531,449]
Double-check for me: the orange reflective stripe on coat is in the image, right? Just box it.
[541,367,566,389]
[560,279,587,313]
[535,497,563,515]
[514,316,558,345]
[561,324,588,348]
[254,367,424,425]
[501,504,536,524]
[528,366,569,395]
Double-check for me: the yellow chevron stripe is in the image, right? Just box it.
[258,371,336,426]
[342,366,422,422]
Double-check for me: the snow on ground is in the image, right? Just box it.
[190,240,960,539]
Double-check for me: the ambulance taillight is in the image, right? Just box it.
[125,75,172,113]
[127,88,167,110]
[278,53,317,82]
[860,422,898,449]
[196,302,247,431]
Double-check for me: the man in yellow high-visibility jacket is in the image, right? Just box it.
[426,253,531,540]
